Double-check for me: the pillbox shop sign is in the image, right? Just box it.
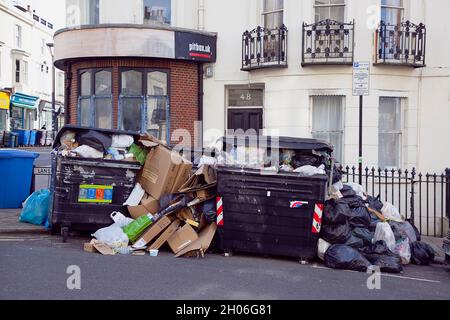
[175,31,217,63]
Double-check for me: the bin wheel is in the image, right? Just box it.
[299,258,310,265]
[61,227,69,243]
[224,250,233,257]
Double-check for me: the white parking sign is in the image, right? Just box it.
[353,62,370,96]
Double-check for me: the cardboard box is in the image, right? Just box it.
[179,165,217,193]
[175,223,218,258]
[167,224,199,254]
[84,241,97,253]
[149,219,181,250]
[128,195,160,219]
[139,144,193,200]
[132,215,173,249]
[170,158,194,193]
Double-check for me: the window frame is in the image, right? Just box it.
[313,0,346,22]
[380,0,405,24]
[77,68,113,129]
[310,95,345,164]
[378,96,404,170]
[15,24,22,48]
[118,68,170,137]
[261,0,284,29]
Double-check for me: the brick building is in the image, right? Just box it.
[54,22,216,145]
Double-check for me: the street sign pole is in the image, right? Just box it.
[353,62,370,186]
[359,95,363,185]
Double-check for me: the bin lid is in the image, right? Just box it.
[0,149,40,159]
[53,125,143,149]
[219,136,334,153]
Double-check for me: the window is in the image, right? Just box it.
[15,59,27,84]
[58,73,64,96]
[78,69,112,129]
[379,97,402,169]
[89,0,100,24]
[312,96,344,164]
[15,25,22,48]
[262,0,284,30]
[314,0,345,22]
[144,0,171,25]
[381,0,404,25]
[119,69,170,141]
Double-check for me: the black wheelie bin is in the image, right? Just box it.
[49,125,142,242]
[216,136,334,261]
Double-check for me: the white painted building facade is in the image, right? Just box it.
[61,0,449,173]
[0,0,65,132]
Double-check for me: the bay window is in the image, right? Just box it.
[78,69,112,129]
[119,69,169,142]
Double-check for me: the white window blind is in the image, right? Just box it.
[379,97,402,169]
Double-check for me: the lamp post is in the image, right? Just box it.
[46,43,57,136]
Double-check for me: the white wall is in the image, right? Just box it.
[197,0,450,173]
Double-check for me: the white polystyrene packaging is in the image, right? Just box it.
[112,135,134,148]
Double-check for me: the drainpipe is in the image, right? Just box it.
[64,64,72,125]
[197,63,204,151]
[198,0,205,31]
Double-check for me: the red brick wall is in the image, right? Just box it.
[65,58,199,144]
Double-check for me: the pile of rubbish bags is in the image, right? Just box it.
[319,183,435,273]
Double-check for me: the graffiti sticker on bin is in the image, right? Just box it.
[290,201,309,208]
[78,185,113,204]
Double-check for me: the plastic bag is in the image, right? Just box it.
[351,228,375,246]
[366,195,383,212]
[323,200,350,226]
[407,220,421,242]
[19,189,51,226]
[321,222,351,244]
[389,221,418,244]
[381,202,402,222]
[410,242,435,265]
[340,185,357,198]
[294,164,326,176]
[77,130,112,152]
[394,238,411,265]
[374,222,396,252]
[344,183,367,200]
[363,253,403,274]
[325,245,372,272]
[92,223,129,249]
[348,206,371,229]
[110,212,134,228]
[72,145,104,159]
[360,240,403,273]
[344,235,365,249]
[129,143,148,166]
[112,135,134,148]
[318,238,331,261]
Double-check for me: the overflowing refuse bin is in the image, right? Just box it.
[0,149,39,209]
[216,136,334,260]
[50,126,142,241]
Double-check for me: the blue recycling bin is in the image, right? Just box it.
[29,130,37,146]
[0,150,39,209]
[12,129,31,146]
[6,132,19,148]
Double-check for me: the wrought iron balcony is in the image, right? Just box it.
[242,25,288,71]
[302,19,354,66]
[375,21,426,67]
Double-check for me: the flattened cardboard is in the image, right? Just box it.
[132,216,173,249]
[149,219,181,250]
[179,165,217,193]
[175,223,218,258]
[84,241,97,253]
[170,158,193,193]
[93,242,115,256]
[167,224,199,254]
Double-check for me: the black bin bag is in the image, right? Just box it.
[360,241,403,274]
[77,130,113,152]
[410,242,435,265]
[321,222,351,244]
[323,200,350,226]
[325,245,372,272]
